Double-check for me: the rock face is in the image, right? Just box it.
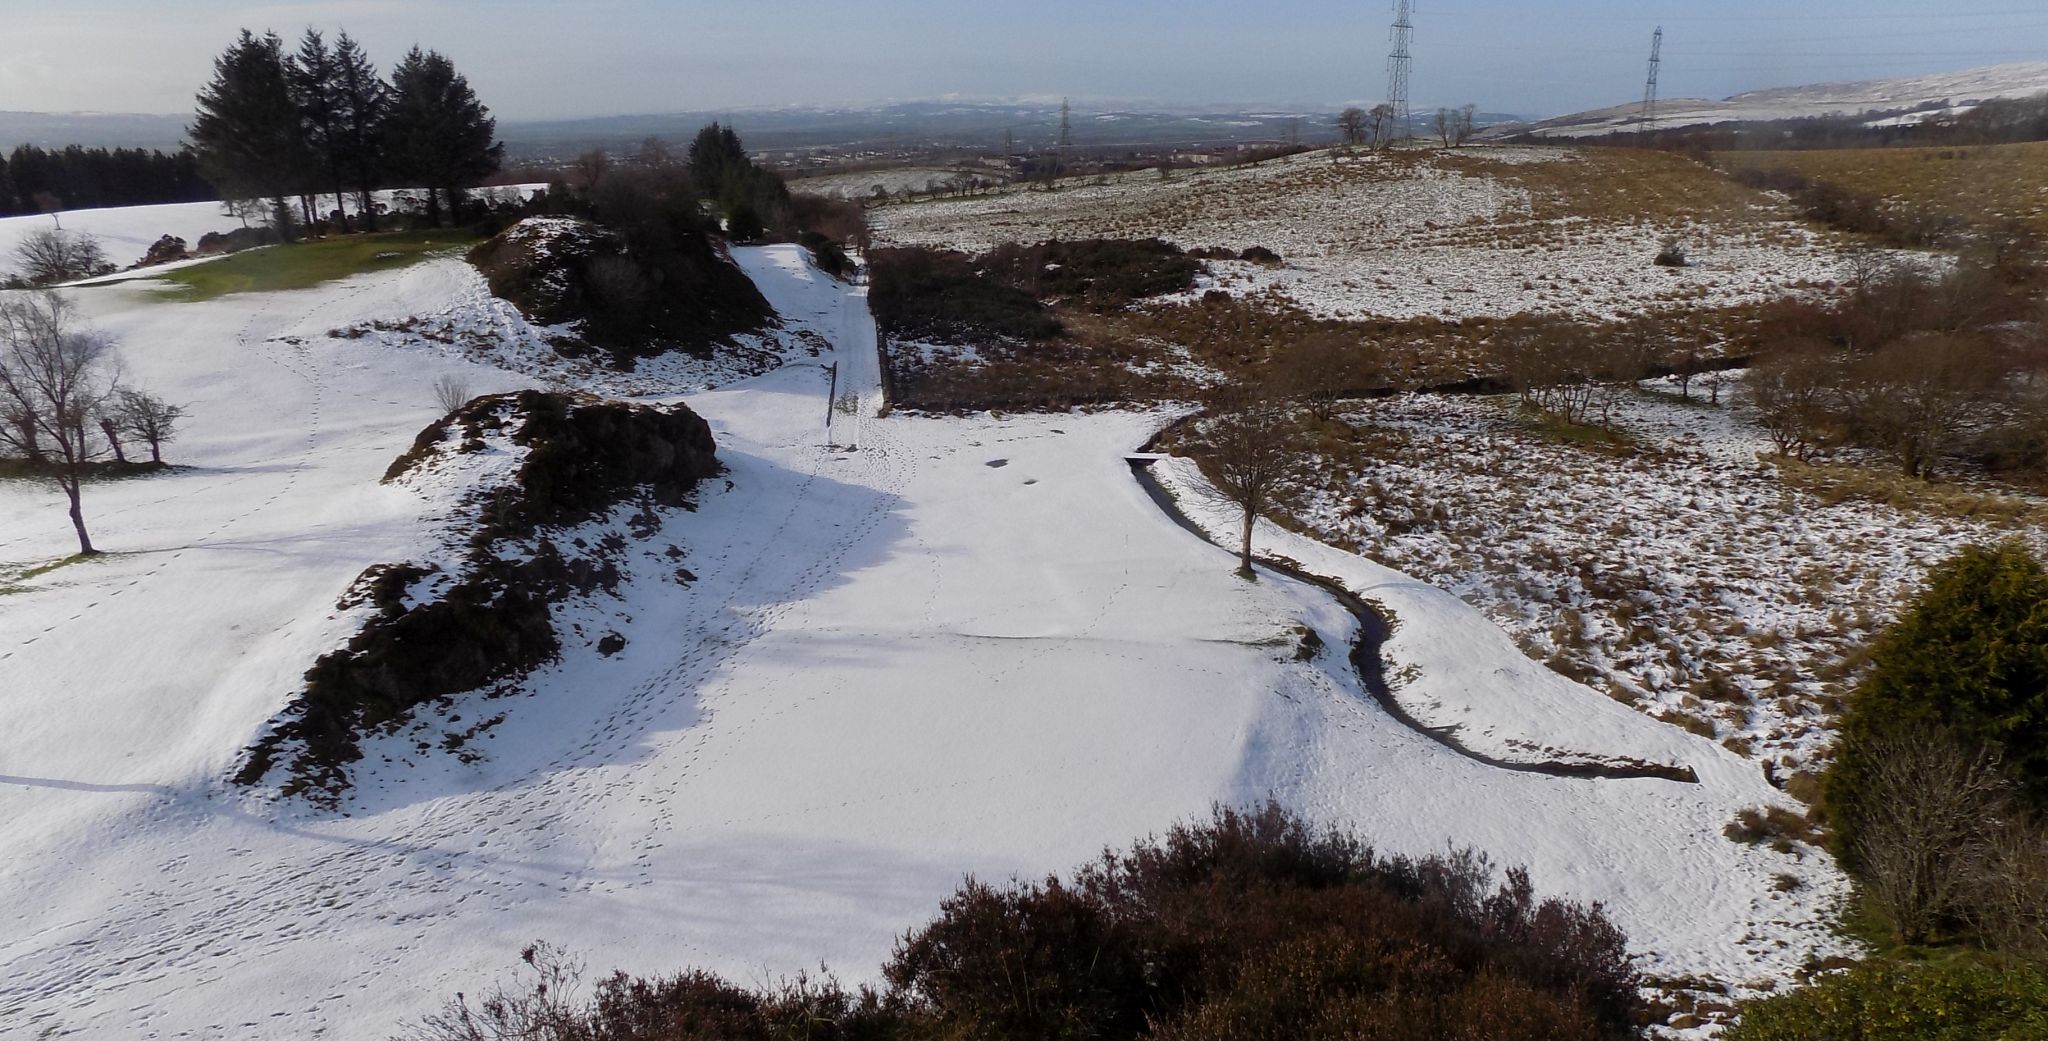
[238,391,721,800]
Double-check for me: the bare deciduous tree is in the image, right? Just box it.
[12,227,111,286]
[1191,395,1312,578]
[1845,729,2010,946]
[1336,107,1367,147]
[0,291,124,555]
[1281,335,1382,421]
[432,374,472,413]
[1454,104,1479,147]
[117,388,186,464]
[1747,339,1841,461]
[1367,104,1397,150]
[1432,107,1455,148]
[1848,333,1999,478]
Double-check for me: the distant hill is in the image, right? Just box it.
[0,111,191,152]
[1497,61,2048,140]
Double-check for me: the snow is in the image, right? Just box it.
[1270,384,2048,774]
[0,186,546,281]
[1509,61,2048,139]
[0,233,1851,1038]
[872,147,1869,323]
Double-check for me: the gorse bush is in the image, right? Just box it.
[1725,959,2048,1041]
[407,805,1642,1041]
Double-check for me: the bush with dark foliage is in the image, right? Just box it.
[979,238,1201,309]
[405,805,1642,1041]
[237,391,720,798]
[868,246,1063,343]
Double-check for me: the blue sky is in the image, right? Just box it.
[5,1,2046,120]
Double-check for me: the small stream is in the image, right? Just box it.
[1127,457,1698,785]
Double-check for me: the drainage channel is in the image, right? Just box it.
[1127,455,1698,785]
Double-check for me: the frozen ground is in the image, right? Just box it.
[1276,383,2048,775]
[872,147,1870,322]
[1509,61,2048,139]
[2,242,1848,1039]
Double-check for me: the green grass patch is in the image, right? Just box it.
[148,230,481,301]
[0,459,175,484]
[1508,402,1639,453]
[0,552,107,595]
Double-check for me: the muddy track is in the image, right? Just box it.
[1125,455,1698,785]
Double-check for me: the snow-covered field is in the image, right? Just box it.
[872,147,1869,322]
[1507,60,2048,139]
[0,186,543,280]
[1,234,1852,1038]
[1276,384,2048,775]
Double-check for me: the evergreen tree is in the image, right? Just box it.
[383,47,501,226]
[0,154,16,216]
[331,32,389,230]
[190,30,309,236]
[289,28,347,220]
[1827,539,2048,862]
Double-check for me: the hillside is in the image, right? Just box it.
[1504,61,2048,139]
[0,223,1851,1038]
[872,144,1893,327]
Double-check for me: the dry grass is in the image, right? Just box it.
[1720,141,2048,237]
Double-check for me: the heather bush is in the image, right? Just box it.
[409,805,1642,1041]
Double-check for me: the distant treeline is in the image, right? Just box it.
[0,145,215,217]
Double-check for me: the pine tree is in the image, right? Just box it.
[383,47,501,226]
[331,31,389,230]
[0,154,16,216]
[289,29,347,221]
[190,30,309,236]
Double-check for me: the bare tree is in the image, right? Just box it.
[432,374,472,413]
[1747,339,1841,461]
[12,228,111,286]
[1845,729,2011,946]
[1454,104,1479,147]
[1191,395,1312,578]
[1961,812,2048,959]
[1432,107,1455,148]
[117,389,186,464]
[1848,334,1999,478]
[1336,107,1368,147]
[0,291,124,555]
[1367,104,1397,149]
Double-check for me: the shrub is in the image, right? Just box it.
[1725,959,2048,1041]
[238,391,720,799]
[868,246,1063,343]
[1654,239,1689,267]
[408,805,1642,1041]
[979,238,1201,308]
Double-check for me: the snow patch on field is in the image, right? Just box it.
[872,148,1863,322]
[0,237,1855,1039]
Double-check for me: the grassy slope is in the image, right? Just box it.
[1719,140,2048,235]
[150,230,481,301]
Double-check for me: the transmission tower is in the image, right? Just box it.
[1641,26,1664,138]
[1059,98,1073,151]
[1387,0,1414,142]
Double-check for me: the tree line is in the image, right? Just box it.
[189,28,501,236]
[0,145,213,217]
